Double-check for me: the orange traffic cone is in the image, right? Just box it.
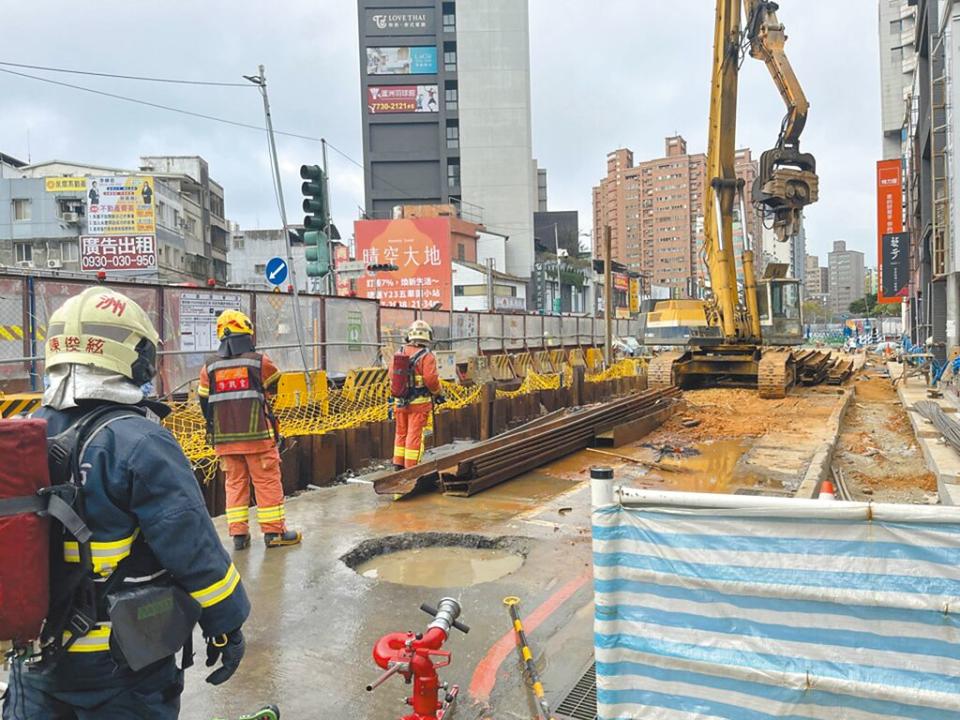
[818,480,836,501]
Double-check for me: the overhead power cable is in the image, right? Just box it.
[0,60,252,87]
[0,67,321,141]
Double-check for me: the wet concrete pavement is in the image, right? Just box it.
[180,456,598,720]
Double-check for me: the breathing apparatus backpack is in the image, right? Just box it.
[390,347,428,401]
[0,405,198,670]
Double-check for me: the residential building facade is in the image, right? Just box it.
[592,136,760,296]
[879,0,918,160]
[357,0,536,278]
[828,240,866,317]
[227,226,315,292]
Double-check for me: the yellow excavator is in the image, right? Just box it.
[648,0,818,398]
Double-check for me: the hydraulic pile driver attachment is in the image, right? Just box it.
[368,597,471,720]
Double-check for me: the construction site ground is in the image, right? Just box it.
[178,383,858,719]
[833,364,938,503]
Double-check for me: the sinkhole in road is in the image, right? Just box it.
[342,533,526,588]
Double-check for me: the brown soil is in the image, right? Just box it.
[833,373,937,503]
[655,388,839,443]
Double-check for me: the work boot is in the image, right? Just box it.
[264,529,302,548]
[232,534,250,551]
[393,463,404,471]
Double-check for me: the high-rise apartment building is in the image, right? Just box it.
[804,254,822,295]
[357,0,536,277]
[879,0,917,160]
[828,240,866,316]
[592,136,759,296]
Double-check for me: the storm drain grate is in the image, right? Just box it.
[555,661,597,720]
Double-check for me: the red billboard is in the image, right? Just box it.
[354,218,452,309]
[876,160,905,304]
[333,244,351,297]
[367,85,439,114]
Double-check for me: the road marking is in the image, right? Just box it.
[468,567,592,702]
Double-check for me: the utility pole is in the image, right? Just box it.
[321,138,335,296]
[604,225,613,366]
[245,64,312,386]
[486,257,495,312]
[554,224,562,313]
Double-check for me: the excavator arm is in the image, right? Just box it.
[743,0,819,241]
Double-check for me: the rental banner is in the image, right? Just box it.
[592,489,960,719]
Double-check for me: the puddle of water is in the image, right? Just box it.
[356,546,524,587]
[643,439,753,493]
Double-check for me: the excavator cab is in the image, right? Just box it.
[756,264,803,346]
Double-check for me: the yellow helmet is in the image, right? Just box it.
[407,320,432,344]
[217,309,253,340]
[45,287,160,385]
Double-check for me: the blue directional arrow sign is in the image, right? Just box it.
[265,256,288,286]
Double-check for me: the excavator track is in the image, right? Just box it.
[649,351,684,389]
[757,349,795,399]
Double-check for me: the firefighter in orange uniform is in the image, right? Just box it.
[198,310,302,550]
[390,320,443,469]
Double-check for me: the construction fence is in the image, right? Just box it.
[592,486,960,719]
[0,272,646,483]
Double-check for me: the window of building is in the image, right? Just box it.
[14,242,32,264]
[891,46,903,63]
[446,121,460,149]
[442,2,456,31]
[443,42,457,71]
[447,160,461,189]
[445,82,458,110]
[56,198,83,218]
[11,199,30,221]
[233,237,245,250]
[62,240,79,262]
[255,263,266,275]
[457,243,465,261]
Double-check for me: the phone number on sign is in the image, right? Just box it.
[80,253,156,271]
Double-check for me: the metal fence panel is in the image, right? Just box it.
[160,287,248,394]
[580,317,595,345]
[525,316,544,349]
[504,315,524,350]
[480,314,503,352]
[561,316,579,346]
[543,315,561,345]
[0,277,28,392]
[422,310,451,352]
[324,297,379,375]
[451,312,478,361]
[381,307,417,350]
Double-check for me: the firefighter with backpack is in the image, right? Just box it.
[389,320,443,469]
[2,286,249,719]
[198,310,302,550]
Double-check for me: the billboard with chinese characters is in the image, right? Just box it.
[86,175,156,236]
[881,232,910,300]
[876,160,904,304]
[366,47,437,75]
[80,235,157,274]
[353,218,452,309]
[367,85,439,114]
[364,9,435,35]
[44,177,86,193]
[629,277,641,314]
[333,244,352,297]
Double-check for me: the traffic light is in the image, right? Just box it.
[367,263,399,272]
[300,164,329,277]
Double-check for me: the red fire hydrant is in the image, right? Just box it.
[368,598,470,720]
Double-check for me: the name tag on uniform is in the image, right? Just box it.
[215,367,251,393]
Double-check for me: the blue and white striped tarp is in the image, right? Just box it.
[592,489,960,720]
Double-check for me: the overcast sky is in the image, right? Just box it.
[0,0,881,265]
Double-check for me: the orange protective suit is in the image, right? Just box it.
[390,344,441,469]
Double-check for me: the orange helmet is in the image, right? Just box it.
[216,309,253,340]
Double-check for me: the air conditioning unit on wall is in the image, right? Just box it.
[47,259,63,269]
[61,212,79,224]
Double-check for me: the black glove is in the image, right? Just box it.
[435,394,447,405]
[205,628,245,685]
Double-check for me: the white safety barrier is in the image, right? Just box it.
[591,481,960,720]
